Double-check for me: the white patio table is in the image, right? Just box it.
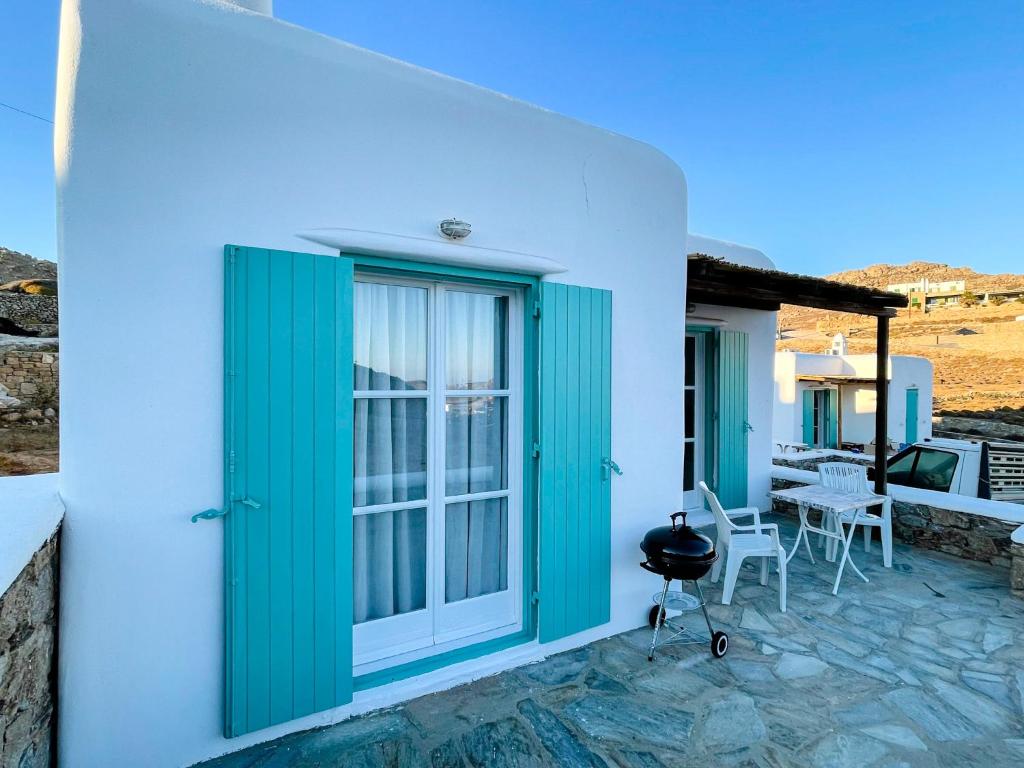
[770,484,891,595]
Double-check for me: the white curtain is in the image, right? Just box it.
[445,499,508,603]
[446,291,506,390]
[443,292,509,604]
[352,285,510,622]
[353,282,428,624]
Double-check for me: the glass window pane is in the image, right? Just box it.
[683,442,695,491]
[446,292,507,390]
[354,281,428,391]
[354,397,427,507]
[445,498,508,603]
[685,336,696,387]
[445,396,508,495]
[887,448,918,486]
[353,508,427,623]
[685,390,695,440]
[909,449,958,493]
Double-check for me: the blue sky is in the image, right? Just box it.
[2,1,1022,275]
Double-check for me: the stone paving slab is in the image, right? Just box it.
[197,521,1024,768]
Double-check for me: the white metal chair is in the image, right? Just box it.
[818,462,893,568]
[700,482,787,613]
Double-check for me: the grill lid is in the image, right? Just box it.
[641,511,717,564]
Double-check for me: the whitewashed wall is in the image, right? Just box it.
[55,0,687,765]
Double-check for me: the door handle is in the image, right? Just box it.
[601,458,623,480]
[190,496,262,523]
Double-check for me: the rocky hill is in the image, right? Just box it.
[825,261,1023,293]
[0,247,57,284]
[779,262,1024,333]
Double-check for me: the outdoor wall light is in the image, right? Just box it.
[438,218,472,240]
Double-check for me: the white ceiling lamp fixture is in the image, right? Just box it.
[438,218,472,240]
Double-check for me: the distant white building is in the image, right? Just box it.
[774,351,933,451]
[886,278,966,295]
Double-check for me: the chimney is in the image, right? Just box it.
[224,0,273,14]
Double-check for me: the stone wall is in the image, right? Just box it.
[773,453,873,473]
[771,476,1018,570]
[0,532,58,767]
[0,350,58,419]
[1012,540,1024,593]
[0,295,57,335]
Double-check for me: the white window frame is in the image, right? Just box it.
[352,274,524,672]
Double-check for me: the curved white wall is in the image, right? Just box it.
[686,233,775,270]
[55,0,687,765]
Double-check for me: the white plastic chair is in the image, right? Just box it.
[818,463,892,568]
[700,482,787,613]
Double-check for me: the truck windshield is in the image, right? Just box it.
[887,447,958,492]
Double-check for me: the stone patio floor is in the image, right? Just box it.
[199,520,1024,767]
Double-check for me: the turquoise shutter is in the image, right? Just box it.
[224,246,353,737]
[802,390,814,446]
[716,330,749,509]
[827,390,839,448]
[538,283,612,643]
[906,388,919,444]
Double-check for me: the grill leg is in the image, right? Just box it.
[694,580,716,637]
[648,578,672,661]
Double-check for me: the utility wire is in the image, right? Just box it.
[0,101,53,125]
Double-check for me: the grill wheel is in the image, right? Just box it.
[647,605,666,629]
[711,631,729,658]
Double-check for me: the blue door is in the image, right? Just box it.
[906,388,919,444]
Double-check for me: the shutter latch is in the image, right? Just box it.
[190,497,261,523]
[601,458,623,480]
[532,442,541,459]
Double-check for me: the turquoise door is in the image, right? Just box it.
[906,388,919,444]
[223,246,354,737]
[716,330,749,509]
[538,283,613,643]
[802,390,815,446]
[826,389,839,448]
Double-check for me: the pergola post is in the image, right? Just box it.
[874,315,890,495]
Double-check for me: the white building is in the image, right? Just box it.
[774,350,933,451]
[886,278,966,295]
[45,1,907,765]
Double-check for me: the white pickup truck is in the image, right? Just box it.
[876,437,1024,502]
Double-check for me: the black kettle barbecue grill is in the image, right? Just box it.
[640,511,729,660]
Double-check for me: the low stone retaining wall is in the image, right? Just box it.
[772,476,1019,573]
[1012,537,1024,594]
[773,452,872,473]
[0,294,57,333]
[0,531,58,767]
[0,350,58,420]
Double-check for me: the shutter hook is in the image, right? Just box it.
[601,458,623,480]
[190,496,261,523]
